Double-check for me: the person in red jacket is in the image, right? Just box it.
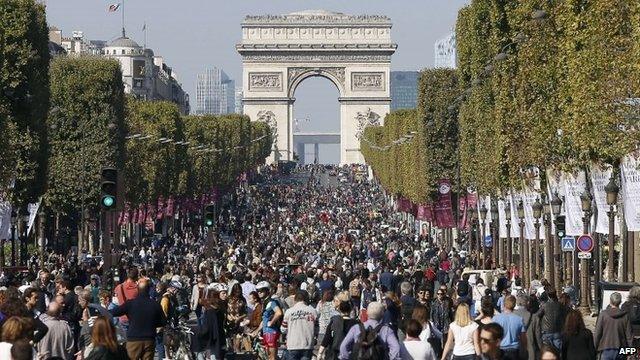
[114,267,139,331]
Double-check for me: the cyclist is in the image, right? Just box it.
[257,281,283,360]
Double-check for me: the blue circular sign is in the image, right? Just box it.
[577,234,594,252]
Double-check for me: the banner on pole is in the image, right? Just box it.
[27,200,41,236]
[434,179,454,228]
[621,151,640,231]
[0,201,11,240]
[591,164,621,235]
[561,170,587,236]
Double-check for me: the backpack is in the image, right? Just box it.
[349,323,388,360]
[330,316,358,352]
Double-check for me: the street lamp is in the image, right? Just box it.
[505,201,513,267]
[480,204,488,269]
[10,210,17,267]
[550,192,563,293]
[579,188,593,314]
[542,194,554,288]
[532,198,543,284]
[517,200,527,285]
[491,201,499,269]
[605,174,619,282]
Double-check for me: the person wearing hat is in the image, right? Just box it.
[256,281,283,360]
[161,280,182,328]
[84,274,101,305]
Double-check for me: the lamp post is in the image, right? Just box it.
[505,201,513,267]
[517,200,527,286]
[532,198,543,282]
[480,204,488,269]
[551,192,563,293]
[543,195,554,287]
[10,210,17,267]
[579,189,592,314]
[605,174,619,282]
[491,202,499,269]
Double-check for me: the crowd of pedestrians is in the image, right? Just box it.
[0,164,637,360]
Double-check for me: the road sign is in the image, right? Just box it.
[577,234,594,252]
[578,251,592,259]
[561,236,575,252]
[484,235,493,247]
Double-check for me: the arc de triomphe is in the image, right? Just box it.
[236,10,397,164]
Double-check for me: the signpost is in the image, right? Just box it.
[484,235,492,247]
[577,234,594,253]
[562,236,575,252]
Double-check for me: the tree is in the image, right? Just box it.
[47,57,125,215]
[0,0,50,206]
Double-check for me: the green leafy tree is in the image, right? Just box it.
[0,0,50,205]
[47,57,125,215]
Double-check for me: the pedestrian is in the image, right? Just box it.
[400,319,436,360]
[319,300,357,360]
[257,281,283,360]
[539,344,560,360]
[491,295,526,359]
[594,292,633,360]
[84,316,129,359]
[281,291,317,360]
[478,322,516,360]
[317,290,338,341]
[192,287,226,360]
[113,268,139,331]
[441,303,480,360]
[109,279,165,360]
[0,316,34,359]
[620,285,640,348]
[339,301,401,360]
[561,309,595,360]
[536,290,565,350]
[37,301,75,360]
[431,286,453,347]
[411,303,442,357]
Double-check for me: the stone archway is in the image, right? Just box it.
[237,10,397,164]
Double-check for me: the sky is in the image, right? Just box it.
[45,0,468,163]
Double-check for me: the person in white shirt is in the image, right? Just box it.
[441,303,480,360]
[401,319,436,360]
[281,291,318,360]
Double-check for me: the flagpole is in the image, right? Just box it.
[144,22,147,49]
[121,0,125,37]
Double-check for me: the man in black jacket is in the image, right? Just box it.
[110,279,166,360]
[537,290,566,350]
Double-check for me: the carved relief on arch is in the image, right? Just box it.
[287,67,345,94]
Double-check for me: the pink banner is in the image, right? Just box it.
[457,193,477,230]
[417,205,429,221]
[434,179,454,228]
[166,196,175,218]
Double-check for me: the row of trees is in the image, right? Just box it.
[48,57,271,218]
[363,0,640,202]
[1,1,272,251]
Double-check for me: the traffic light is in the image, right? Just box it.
[100,167,118,210]
[204,203,215,227]
[555,215,566,238]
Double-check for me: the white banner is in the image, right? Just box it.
[561,170,587,236]
[621,151,640,231]
[498,199,507,238]
[508,193,520,236]
[27,201,40,236]
[522,189,545,240]
[591,165,621,235]
[0,201,11,240]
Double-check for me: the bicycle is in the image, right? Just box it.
[164,320,195,360]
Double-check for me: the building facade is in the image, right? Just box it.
[434,32,457,69]
[102,36,190,114]
[234,86,243,114]
[195,68,236,115]
[390,71,418,110]
[49,27,189,114]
